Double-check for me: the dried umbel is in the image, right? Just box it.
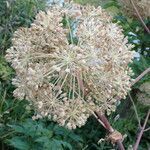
[137,82,150,106]
[119,0,150,18]
[6,3,134,129]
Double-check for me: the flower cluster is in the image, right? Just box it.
[6,3,134,129]
[119,0,150,18]
[137,82,150,106]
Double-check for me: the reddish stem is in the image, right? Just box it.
[133,110,150,150]
[95,112,125,150]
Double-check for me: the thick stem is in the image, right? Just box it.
[96,112,113,132]
[95,112,125,150]
[117,141,126,150]
[133,110,150,150]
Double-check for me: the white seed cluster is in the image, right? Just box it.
[6,3,134,129]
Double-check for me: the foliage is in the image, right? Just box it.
[0,0,150,150]
[0,0,47,54]
[6,119,83,150]
[0,56,13,81]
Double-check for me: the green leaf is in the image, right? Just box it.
[35,136,49,143]
[8,137,30,150]
[51,139,72,150]
[8,125,24,133]
[59,141,72,150]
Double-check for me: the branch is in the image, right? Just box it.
[129,68,150,149]
[131,67,150,86]
[95,112,125,150]
[133,110,150,150]
[144,127,150,132]
[130,0,150,34]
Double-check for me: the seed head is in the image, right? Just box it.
[6,3,134,129]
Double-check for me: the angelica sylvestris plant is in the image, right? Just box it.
[6,3,134,129]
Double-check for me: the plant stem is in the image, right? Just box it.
[133,110,150,150]
[131,67,150,86]
[66,16,74,44]
[130,0,150,34]
[116,141,125,150]
[144,127,150,132]
[128,93,141,128]
[95,112,125,150]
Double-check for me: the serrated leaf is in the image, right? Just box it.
[8,125,24,133]
[44,140,63,150]
[59,141,72,150]
[8,137,30,150]
[68,133,83,142]
[35,136,49,143]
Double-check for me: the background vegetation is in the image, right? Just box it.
[0,0,149,149]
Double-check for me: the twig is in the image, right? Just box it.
[130,0,150,34]
[128,93,141,128]
[133,110,150,150]
[144,127,150,132]
[131,67,150,86]
[95,112,125,150]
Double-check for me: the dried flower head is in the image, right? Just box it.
[137,82,150,106]
[6,3,134,129]
[119,0,150,18]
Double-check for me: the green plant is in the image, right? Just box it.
[0,0,47,54]
[6,119,83,150]
[0,56,13,81]
[0,0,150,150]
